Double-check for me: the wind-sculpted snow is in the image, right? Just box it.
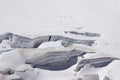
[16,44,95,60]
[49,35,95,47]
[0,32,13,43]
[0,33,95,48]
[26,49,91,70]
[0,68,14,75]
[0,49,13,54]
[0,31,120,80]
[82,74,99,80]
[64,31,100,37]
[75,57,120,72]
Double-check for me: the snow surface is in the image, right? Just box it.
[0,0,120,80]
[0,30,119,80]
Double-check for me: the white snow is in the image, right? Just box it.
[0,0,120,80]
[0,50,25,71]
